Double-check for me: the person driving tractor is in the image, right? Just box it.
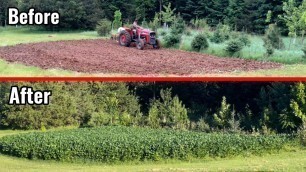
[132,19,141,36]
[117,18,160,50]
[133,19,140,29]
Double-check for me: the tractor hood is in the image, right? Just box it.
[141,29,155,35]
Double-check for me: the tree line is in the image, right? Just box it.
[0,0,304,34]
[0,82,305,134]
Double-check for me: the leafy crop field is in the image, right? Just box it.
[0,129,304,171]
[0,126,295,163]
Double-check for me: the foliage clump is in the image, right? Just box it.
[171,15,186,35]
[213,97,241,132]
[96,19,112,36]
[225,39,244,56]
[264,40,275,57]
[147,89,189,130]
[163,34,181,47]
[162,15,185,48]
[160,30,167,36]
[195,118,210,132]
[191,33,209,52]
[210,24,231,43]
[238,34,251,47]
[161,3,176,26]
[112,10,122,29]
[263,24,284,50]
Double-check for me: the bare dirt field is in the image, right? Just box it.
[0,39,282,75]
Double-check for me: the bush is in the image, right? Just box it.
[238,34,251,47]
[171,15,185,35]
[191,33,209,52]
[160,30,167,36]
[148,89,189,130]
[225,39,244,56]
[264,40,275,57]
[0,126,293,162]
[184,29,192,36]
[163,33,181,47]
[96,19,112,36]
[210,24,231,44]
[210,30,224,43]
[113,10,122,30]
[195,118,210,132]
[263,24,284,50]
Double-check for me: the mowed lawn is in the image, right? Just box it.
[0,27,100,77]
[0,130,305,172]
[0,27,99,46]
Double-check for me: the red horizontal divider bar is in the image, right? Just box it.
[0,77,306,82]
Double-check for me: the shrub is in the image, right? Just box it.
[225,39,244,56]
[88,112,111,127]
[191,33,209,52]
[113,10,122,29]
[171,15,185,35]
[264,40,275,57]
[238,34,251,47]
[210,24,231,43]
[263,24,284,50]
[195,118,210,132]
[96,19,112,36]
[184,29,192,36]
[210,30,224,43]
[148,89,189,130]
[163,33,181,47]
[0,126,293,162]
[160,30,167,36]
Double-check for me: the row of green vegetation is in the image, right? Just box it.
[0,126,295,163]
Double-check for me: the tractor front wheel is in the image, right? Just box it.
[153,39,161,49]
[119,30,131,47]
[136,39,145,50]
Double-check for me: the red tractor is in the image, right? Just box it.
[118,26,160,50]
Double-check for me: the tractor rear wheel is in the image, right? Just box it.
[119,30,131,47]
[136,39,145,50]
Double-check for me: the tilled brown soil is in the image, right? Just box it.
[0,39,282,75]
